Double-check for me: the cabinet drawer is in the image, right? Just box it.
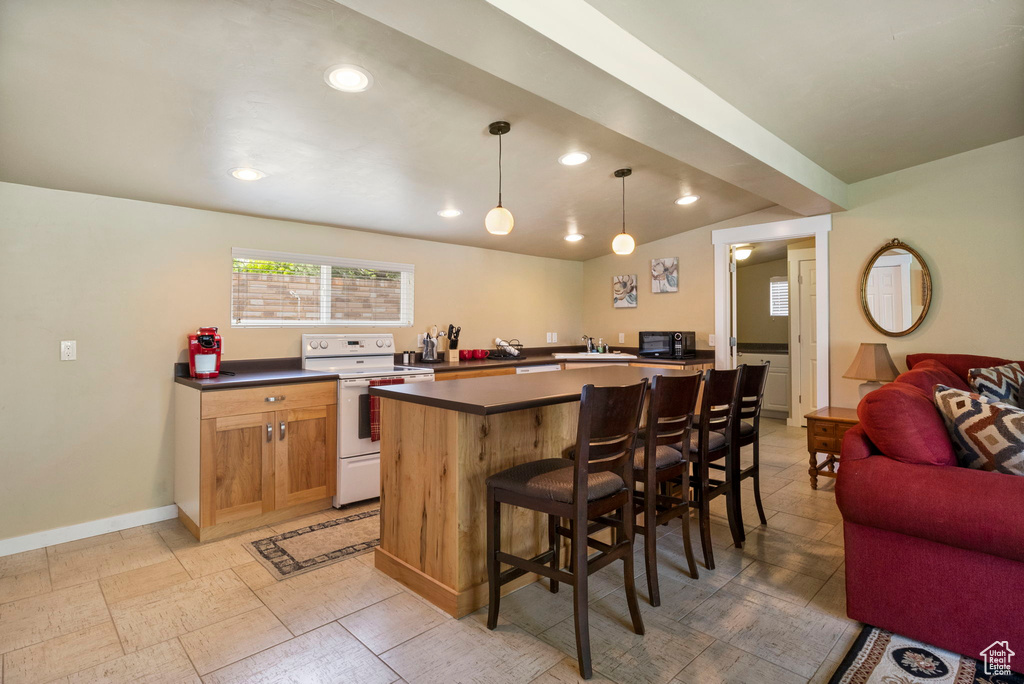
[836,424,853,443]
[811,421,835,437]
[811,436,836,452]
[202,381,337,419]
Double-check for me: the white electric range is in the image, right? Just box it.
[302,333,434,506]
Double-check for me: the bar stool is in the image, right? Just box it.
[631,372,702,605]
[690,367,743,570]
[485,380,648,680]
[730,362,771,542]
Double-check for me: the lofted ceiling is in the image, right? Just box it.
[0,0,773,261]
[584,0,1024,182]
[1,0,1020,260]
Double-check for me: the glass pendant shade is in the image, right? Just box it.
[612,232,635,255]
[485,205,514,235]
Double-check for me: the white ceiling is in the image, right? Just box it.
[584,0,1024,182]
[0,0,773,260]
[1,1,1020,261]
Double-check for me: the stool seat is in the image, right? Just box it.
[690,430,726,453]
[487,458,625,503]
[632,444,684,470]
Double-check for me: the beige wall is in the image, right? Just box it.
[736,258,788,344]
[0,182,583,540]
[829,136,1024,406]
[580,207,802,348]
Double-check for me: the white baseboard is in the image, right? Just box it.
[0,504,179,558]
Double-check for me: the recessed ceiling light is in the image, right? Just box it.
[675,195,700,205]
[558,152,590,166]
[437,209,462,218]
[324,64,373,92]
[229,167,265,181]
[564,233,584,242]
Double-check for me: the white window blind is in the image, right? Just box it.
[769,276,789,317]
[231,248,414,327]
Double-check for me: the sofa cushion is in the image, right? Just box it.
[968,362,1024,407]
[906,353,1016,381]
[934,385,1024,475]
[895,359,970,394]
[858,383,957,467]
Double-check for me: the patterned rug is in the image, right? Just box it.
[246,508,380,580]
[830,625,1024,683]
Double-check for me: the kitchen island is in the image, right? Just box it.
[369,365,697,617]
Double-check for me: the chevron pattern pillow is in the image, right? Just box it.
[934,385,1024,475]
[968,362,1024,407]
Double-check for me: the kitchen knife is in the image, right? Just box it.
[447,324,455,345]
[451,326,461,348]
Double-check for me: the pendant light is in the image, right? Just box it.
[611,168,635,255]
[485,121,514,235]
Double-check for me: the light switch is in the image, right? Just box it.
[546,332,552,343]
[60,340,77,361]
[552,332,557,343]
[416,333,425,349]
[709,334,716,347]
[618,333,625,343]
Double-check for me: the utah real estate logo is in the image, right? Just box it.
[980,641,1015,676]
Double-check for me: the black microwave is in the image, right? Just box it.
[638,331,695,359]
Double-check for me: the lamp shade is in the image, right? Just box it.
[843,343,899,382]
[485,206,514,235]
[611,232,635,255]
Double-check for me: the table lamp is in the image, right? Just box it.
[844,343,899,398]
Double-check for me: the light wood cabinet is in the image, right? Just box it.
[176,381,337,542]
[434,367,517,382]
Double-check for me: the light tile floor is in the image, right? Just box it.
[0,419,859,683]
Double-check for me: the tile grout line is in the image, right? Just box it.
[175,636,205,681]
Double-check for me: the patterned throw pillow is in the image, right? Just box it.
[968,362,1024,407]
[933,385,1024,475]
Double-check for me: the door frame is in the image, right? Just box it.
[712,214,832,411]
[789,247,816,426]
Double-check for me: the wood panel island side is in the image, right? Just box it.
[369,365,696,617]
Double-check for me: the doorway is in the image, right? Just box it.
[712,215,832,416]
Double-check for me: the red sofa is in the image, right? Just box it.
[836,353,1024,659]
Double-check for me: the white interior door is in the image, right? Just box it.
[865,255,912,331]
[798,258,818,422]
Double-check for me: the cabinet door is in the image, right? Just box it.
[764,367,791,413]
[200,412,275,527]
[275,405,337,509]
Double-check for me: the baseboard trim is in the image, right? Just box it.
[0,504,179,557]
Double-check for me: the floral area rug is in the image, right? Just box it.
[246,507,379,580]
[830,626,1023,684]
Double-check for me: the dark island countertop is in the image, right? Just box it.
[369,365,699,416]
[175,351,713,390]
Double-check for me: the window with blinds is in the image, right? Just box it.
[769,276,789,317]
[231,248,414,327]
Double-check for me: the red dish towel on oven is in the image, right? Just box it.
[369,378,405,442]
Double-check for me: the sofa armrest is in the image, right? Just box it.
[837,456,1024,564]
[840,424,876,463]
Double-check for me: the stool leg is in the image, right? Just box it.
[643,484,660,606]
[548,514,559,594]
[752,438,767,526]
[486,487,500,630]
[696,460,716,570]
[622,499,645,635]
[680,466,698,579]
[572,516,592,679]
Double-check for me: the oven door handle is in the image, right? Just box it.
[358,393,372,440]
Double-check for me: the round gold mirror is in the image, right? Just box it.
[860,238,932,336]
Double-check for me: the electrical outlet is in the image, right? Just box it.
[551,332,557,343]
[416,333,425,349]
[708,334,716,347]
[618,333,625,344]
[60,340,77,361]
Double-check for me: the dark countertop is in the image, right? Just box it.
[369,365,698,416]
[174,350,713,390]
[736,343,789,354]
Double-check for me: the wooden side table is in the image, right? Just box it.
[804,407,859,489]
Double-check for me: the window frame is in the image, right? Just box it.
[230,248,415,328]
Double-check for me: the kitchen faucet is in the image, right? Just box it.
[582,335,595,353]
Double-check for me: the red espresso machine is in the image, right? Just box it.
[188,327,222,378]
